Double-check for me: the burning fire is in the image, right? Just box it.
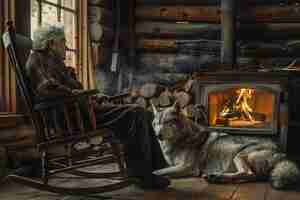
[211,87,270,128]
[236,88,254,121]
[220,88,256,122]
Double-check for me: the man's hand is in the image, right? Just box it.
[96,95,110,104]
[72,89,83,95]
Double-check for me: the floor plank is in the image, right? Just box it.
[138,178,238,200]
[231,182,268,200]
[1,177,300,200]
[265,184,300,200]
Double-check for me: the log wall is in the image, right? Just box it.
[134,1,300,71]
[92,0,300,94]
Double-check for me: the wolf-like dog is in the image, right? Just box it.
[152,103,300,190]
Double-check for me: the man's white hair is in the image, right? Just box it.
[32,25,65,50]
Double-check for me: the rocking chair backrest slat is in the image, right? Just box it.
[2,23,44,142]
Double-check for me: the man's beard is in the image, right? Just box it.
[50,47,65,60]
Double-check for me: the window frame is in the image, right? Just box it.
[0,0,95,113]
[0,0,17,113]
[32,0,79,72]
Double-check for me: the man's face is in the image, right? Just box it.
[49,37,66,59]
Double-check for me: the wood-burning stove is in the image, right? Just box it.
[200,83,281,135]
[192,71,300,153]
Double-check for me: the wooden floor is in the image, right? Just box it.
[0,177,300,200]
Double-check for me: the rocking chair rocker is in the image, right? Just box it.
[1,21,132,195]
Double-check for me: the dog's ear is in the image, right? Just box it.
[150,100,158,116]
[173,101,181,113]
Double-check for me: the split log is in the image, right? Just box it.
[158,89,173,107]
[173,91,191,108]
[136,22,300,40]
[123,96,135,104]
[136,5,300,23]
[133,72,190,87]
[130,87,140,98]
[135,97,148,108]
[139,83,164,98]
[184,79,196,92]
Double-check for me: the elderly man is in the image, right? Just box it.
[25,25,170,190]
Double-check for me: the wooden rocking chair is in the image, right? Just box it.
[1,21,132,195]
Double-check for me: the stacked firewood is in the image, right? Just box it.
[123,79,200,119]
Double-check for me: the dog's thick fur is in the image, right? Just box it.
[152,103,300,190]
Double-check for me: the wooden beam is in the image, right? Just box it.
[137,38,300,57]
[136,0,221,5]
[136,0,297,6]
[241,5,300,23]
[136,5,300,23]
[136,53,296,72]
[136,22,300,40]
[136,22,221,39]
[136,5,219,23]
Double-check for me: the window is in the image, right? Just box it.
[30,0,96,90]
[0,0,95,113]
[31,0,77,68]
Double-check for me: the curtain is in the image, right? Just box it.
[77,0,96,90]
[0,0,16,113]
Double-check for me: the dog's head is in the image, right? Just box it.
[152,102,208,145]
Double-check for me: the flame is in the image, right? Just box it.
[236,88,254,121]
[219,88,255,122]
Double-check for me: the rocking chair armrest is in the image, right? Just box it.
[33,89,99,111]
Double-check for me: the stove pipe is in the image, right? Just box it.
[221,0,237,68]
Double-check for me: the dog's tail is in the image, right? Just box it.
[270,159,300,190]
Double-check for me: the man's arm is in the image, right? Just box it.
[61,66,83,90]
[29,63,73,97]
[35,76,74,97]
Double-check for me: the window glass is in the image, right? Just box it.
[31,0,77,68]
